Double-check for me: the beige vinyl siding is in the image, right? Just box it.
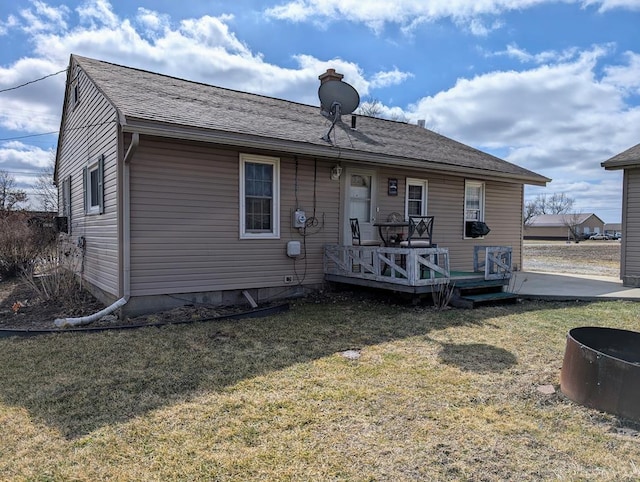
[373,167,524,272]
[56,62,120,297]
[129,138,339,296]
[622,168,640,280]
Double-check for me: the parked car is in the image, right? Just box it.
[611,232,622,240]
[589,233,610,240]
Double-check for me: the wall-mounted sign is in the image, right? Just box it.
[388,178,398,196]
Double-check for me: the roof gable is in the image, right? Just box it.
[528,213,603,227]
[70,55,550,186]
[602,142,640,170]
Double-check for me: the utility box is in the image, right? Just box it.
[293,209,306,228]
[287,241,301,258]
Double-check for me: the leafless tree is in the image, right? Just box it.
[389,111,409,123]
[357,96,383,117]
[523,200,538,226]
[0,169,28,211]
[546,192,574,214]
[34,156,57,212]
[561,212,583,242]
[524,192,575,225]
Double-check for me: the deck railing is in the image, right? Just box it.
[324,245,451,287]
[473,245,513,280]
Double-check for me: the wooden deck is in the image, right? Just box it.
[323,245,513,296]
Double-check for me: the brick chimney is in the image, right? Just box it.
[319,68,344,84]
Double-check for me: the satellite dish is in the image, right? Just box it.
[318,80,360,143]
[319,80,360,116]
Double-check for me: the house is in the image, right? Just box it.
[604,223,621,238]
[523,213,605,240]
[602,142,640,286]
[54,55,549,316]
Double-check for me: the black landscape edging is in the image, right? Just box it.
[0,302,290,339]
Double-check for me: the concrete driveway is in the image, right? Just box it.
[516,271,640,301]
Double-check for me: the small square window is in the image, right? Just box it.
[83,155,104,215]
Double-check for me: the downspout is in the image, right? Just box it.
[55,133,139,328]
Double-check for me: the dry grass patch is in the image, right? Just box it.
[1,296,640,480]
[524,241,620,276]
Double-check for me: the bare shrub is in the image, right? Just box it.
[20,250,84,306]
[0,212,49,279]
[432,282,455,310]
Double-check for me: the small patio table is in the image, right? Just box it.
[373,221,409,247]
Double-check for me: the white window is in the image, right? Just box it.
[240,154,280,239]
[83,155,104,215]
[405,178,428,219]
[464,180,485,238]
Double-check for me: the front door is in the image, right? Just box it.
[344,168,377,244]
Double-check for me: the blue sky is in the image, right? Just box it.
[1,0,639,222]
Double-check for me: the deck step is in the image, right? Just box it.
[453,277,508,289]
[459,291,519,308]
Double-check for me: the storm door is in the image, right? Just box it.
[343,168,377,244]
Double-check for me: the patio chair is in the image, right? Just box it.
[349,218,382,246]
[399,216,434,248]
[399,215,436,279]
[349,218,381,274]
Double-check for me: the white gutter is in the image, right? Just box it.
[54,133,139,328]
[122,132,139,299]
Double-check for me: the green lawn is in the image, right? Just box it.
[1,297,639,481]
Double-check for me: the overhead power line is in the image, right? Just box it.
[0,131,58,141]
[0,120,118,142]
[0,68,66,94]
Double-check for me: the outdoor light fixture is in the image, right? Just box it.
[331,164,343,180]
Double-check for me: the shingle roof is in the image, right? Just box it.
[528,213,599,227]
[72,55,549,185]
[602,143,640,170]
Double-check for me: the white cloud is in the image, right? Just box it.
[0,141,54,171]
[0,57,66,133]
[369,68,413,89]
[135,8,171,39]
[584,0,640,12]
[76,0,118,29]
[467,18,503,36]
[265,0,640,34]
[18,0,69,34]
[603,51,640,94]
[490,43,582,64]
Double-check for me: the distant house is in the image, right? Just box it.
[602,142,640,286]
[54,55,549,316]
[604,223,621,237]
[523,213,604,240]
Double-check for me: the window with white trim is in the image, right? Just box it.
[240,154,280,239]
[405,178,428,219]
[464,180,485,238]
[83,155,104,215]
